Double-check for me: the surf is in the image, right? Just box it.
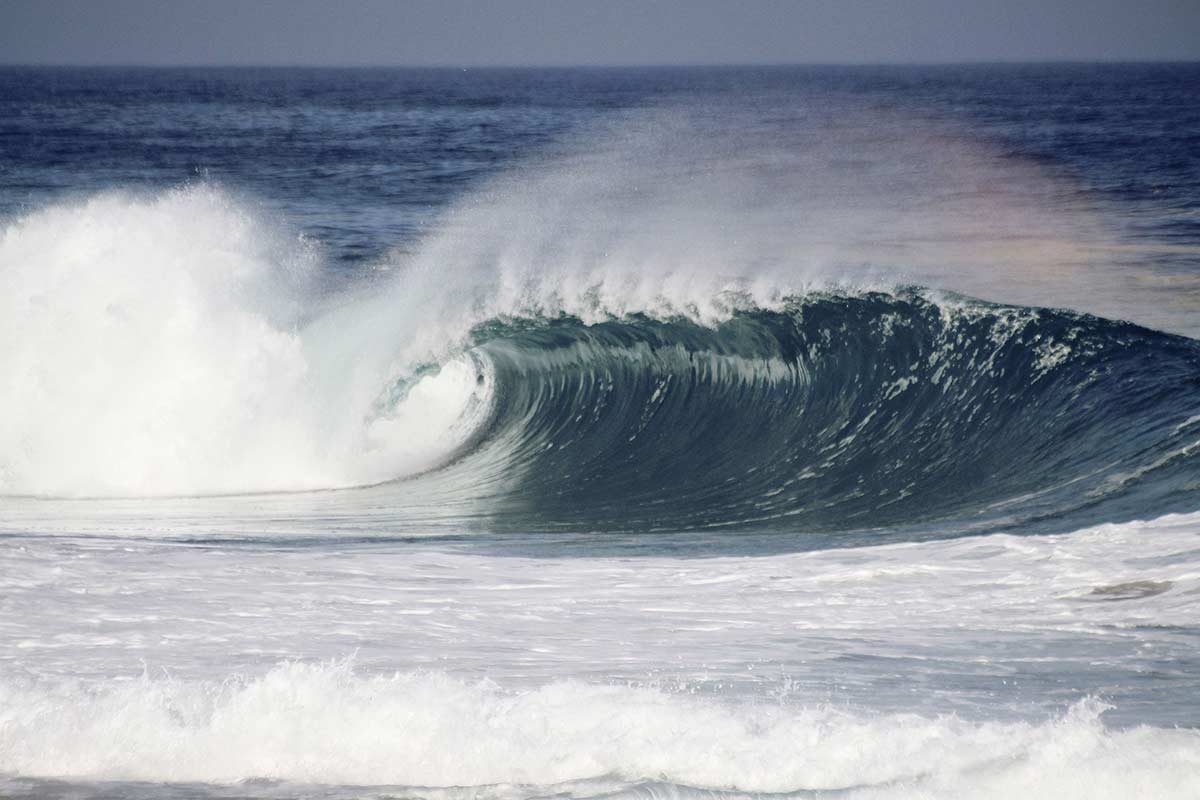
[3,662,1199,799]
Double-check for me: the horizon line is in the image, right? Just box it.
[2,58,1198,70]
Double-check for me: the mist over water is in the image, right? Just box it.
[0,96,1183,499]
[1,65,1199,798]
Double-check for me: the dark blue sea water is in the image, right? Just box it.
[3,65,1198,266]
[1,65,1199,799]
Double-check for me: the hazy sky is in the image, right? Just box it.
[1,0,1198,67]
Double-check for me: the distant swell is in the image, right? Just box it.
[417,290,1200,534]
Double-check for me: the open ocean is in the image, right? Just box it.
[1,64,1200,798]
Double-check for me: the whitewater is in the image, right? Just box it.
[1,65,1199,798]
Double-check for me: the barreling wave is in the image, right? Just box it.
[405,289,1200,535]
[3,187,1198,536]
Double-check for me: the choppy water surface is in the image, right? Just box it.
[1,65,1199,798]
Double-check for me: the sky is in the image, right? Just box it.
[1,0,1198,67]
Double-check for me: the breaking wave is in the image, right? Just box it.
[1,663,1198,799]
[1,185,1197,537]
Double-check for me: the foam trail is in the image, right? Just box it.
[1,664,1198,798]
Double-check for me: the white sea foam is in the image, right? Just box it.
[0,663,1197,799]
[0,186,488,497]
[3,508,1198,715]
[2,508,1199,797]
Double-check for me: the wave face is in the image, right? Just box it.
[439,291,1200,534]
